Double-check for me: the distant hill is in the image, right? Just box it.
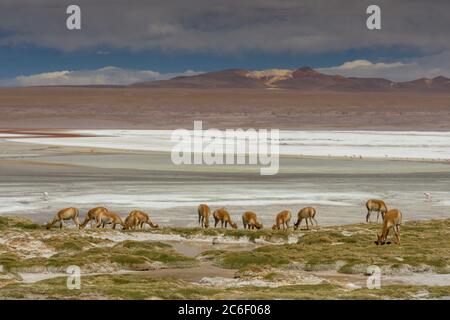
[131,67,450,92]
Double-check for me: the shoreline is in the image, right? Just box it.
[1,134,449,226]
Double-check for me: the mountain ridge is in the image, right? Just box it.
[130,67,450,92]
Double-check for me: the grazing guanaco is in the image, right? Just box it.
[293,207,318,230]
[213,208,237,229]
[272,210,292,230]
[242,211,263,230]
[79,207,108,229]
[366,199,388,223]
[46,207,80,229]
[123,214,139,230]
[95,211,124,229]
[198,204,211,228]
[124,210,158,230]
[375,209,402,245]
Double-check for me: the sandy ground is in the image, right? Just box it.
[1,87,450,130]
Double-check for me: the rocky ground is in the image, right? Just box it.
[0,216,449,299]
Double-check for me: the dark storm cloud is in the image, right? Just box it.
[0,0,449,54]
[1,0,450,84]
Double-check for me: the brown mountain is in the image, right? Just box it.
[131,69,266,89]
[393,76,450,91]
[131,67,450,92]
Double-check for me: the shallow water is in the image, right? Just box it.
[1,130,449,226]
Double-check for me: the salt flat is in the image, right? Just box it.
[7,130,450,160]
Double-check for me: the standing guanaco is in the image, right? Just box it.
[375,209,402,245]
[198,204,211,228]
[123,210,158,230]
[366,199,388,223]
[46,207,80,229]
[213,208,237,229]
[293,207,318,230]
[79,207,108,229]
[242,211,263,230]
[272,210,292,230]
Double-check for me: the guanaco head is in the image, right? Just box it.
[374,234,388,245]
[293,222,299,230]
[151,223,159,229]
[272,224,278,230]
[45,223,52,230]
[255,222,263,230]
[230,222,238,229]
[123,222,132,230]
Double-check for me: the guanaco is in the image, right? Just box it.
[242,211,263,230]
[272,210,292,230]
[213,208,237,229]
[123,214,139,230]
[79,207,108,229]
[366,199,388,223]
[198,204,211,228]
[123,210,158,230]
[95,211,124,229]
[46,207,80,229]
[375,209,402,245]
[293,207,318,230]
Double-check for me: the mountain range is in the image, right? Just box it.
[131,67,450,92]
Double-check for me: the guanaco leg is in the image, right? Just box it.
[72,216,80,228]
[312,217,319,227]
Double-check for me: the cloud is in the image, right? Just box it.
[1,1,449,82]
[2,52,450,86]
[318,52,450,81]
[1,67,202,87]
[0,0,449,54]
[325,60,406,71]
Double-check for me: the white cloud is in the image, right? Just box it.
[2,67,202,87]
[318,53,450,81]
[326,60,406,71]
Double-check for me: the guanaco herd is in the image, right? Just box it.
[45,199,402,245]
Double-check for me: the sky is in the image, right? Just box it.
[0,0,449,86]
